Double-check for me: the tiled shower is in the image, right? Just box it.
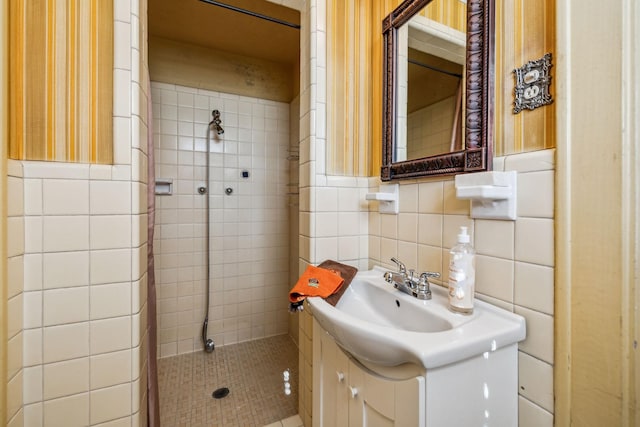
[151,82,294,357]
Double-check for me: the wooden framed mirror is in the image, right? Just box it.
[381,0,494,181]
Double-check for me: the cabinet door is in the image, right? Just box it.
[315,327,350,427]
[347,359,425,427]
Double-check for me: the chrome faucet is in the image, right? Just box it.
[383,257,440,300]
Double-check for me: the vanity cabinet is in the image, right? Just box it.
[312,317,520,426]
[313,320,425,427]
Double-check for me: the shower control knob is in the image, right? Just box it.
[225,187,233,195]
[197,186,207,195]
[336,371,345,382]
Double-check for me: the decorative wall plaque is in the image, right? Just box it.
[513,53,553,114]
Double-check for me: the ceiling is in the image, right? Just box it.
[148,0,301,67]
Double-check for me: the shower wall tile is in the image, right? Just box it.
[152,82,293,355]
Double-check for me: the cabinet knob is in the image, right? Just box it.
[336,371,345,382]
[349,386,358,398]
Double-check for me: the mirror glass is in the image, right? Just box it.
[382,0,494,181]
[396,14,466,162]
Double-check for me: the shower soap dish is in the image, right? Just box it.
[155,178,173,195]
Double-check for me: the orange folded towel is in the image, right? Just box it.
[289,265,345,303]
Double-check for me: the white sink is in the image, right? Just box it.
[308,266,526,368]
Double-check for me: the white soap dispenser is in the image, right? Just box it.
[448,226,476,314]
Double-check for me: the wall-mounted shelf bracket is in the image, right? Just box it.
[366,183,399,214]
[455,171,517,220]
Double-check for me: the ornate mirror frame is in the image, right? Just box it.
[381,0,495,181]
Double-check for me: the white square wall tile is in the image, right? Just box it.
[43,216,90,252]
[24,179,43,215]
[515,306,554,364]
[43,393,89,427]
[24,216,43,253]
[474,219,514,259]
[443,180,468,214]
[8,176,24,217]
[23,329,43,367]
[113,69,132,117]
[399,183,418,213]
[337,212,360,237]
[380,238,399,267]
[113,21,131,70]
[7,255,24,298]
[43,179,89,215]
[90,216,132,250]
[418,180,444,214]
[90,350,132,390]
[8,294,23,338]
[24,254,43,291]
[418,214,442,247]
[43,251,90,289]
[90,249,132,285]
[8,331,22,379]
[518,352,554,412]
[417,244,442,277]
[7,217,25,257]
[7,369,22,421]
[442,215,474,249]
[315,187,338,212]
[43,323,90,363]
[505,149,555,173]
[23,366,43,404]
[337,187,361,212]
[519,396,553,427]
[43,287,89,326]
[315,212,338,237]
[337,236,360,261]
[23,291,42,329]
[90,181,131,215]
[475,255,514,303]
[90,317,132,355]
[397,241,418,270]
[23,403,43,427]
[379,214,398,240]
[314,237,337,264]
[515,262,554,315]
[90,282,132,320]
[515,218,554,266]
[517,171,554,218]
[43,358,90,400]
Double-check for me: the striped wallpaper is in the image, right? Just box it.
[8,0,113,164]
[328,0,555,176]
[327,0,468,176]
[494,0,555,156]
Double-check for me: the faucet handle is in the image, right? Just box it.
[416,273,434,300]
[390,257,406,274]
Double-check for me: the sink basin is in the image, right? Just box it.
[308,266,526,368]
